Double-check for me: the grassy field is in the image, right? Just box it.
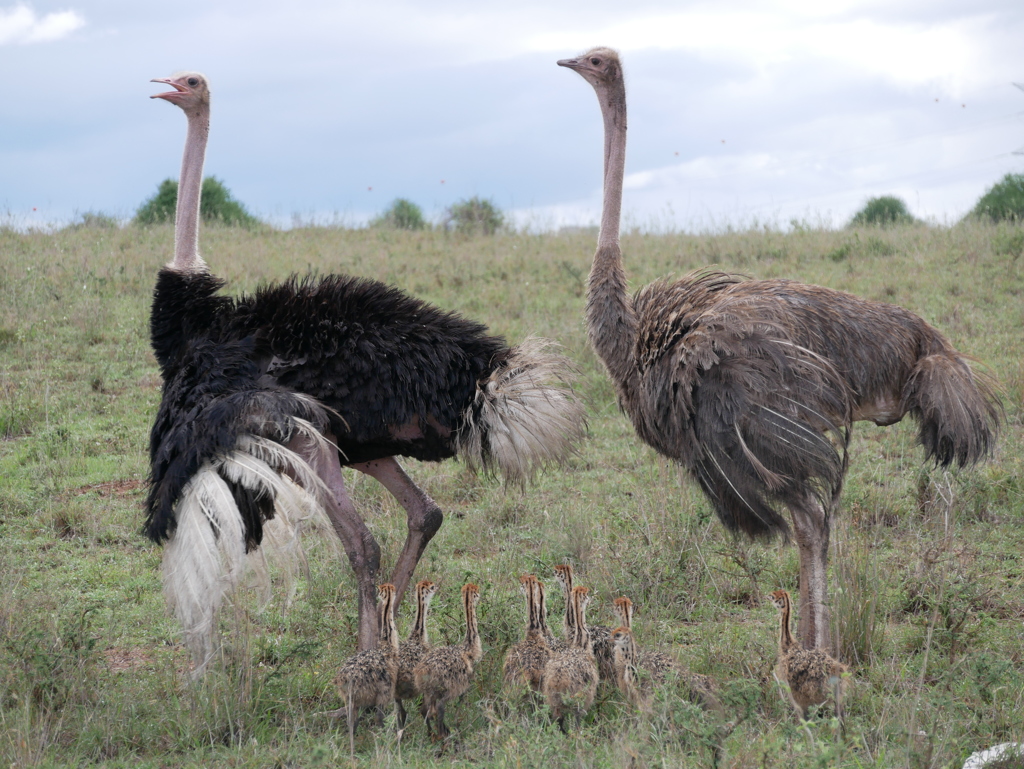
[0,220,1022,768]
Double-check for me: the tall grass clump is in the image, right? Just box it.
[972,173,1024,222]
[135,176,260,227]
[831,535,886,666]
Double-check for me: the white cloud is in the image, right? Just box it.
[0,4,83,45]
[525,6,989,95]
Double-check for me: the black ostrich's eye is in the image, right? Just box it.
[187,77,199,87]
[591,57,601,66]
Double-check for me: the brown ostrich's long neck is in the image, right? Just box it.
[173,106,209,273]
[586,75,639,403]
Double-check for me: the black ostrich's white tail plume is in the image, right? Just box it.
[162,428,335,674]
[457,337,587,484]
[146,336,340,673]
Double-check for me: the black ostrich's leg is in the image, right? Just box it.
[289,432,382,651]
[353,457,443,609]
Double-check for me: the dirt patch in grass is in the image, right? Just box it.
[103,647,153,673]
[70,479,146,498]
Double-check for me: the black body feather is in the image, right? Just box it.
[146,268,514,545]
[145,331,330,546]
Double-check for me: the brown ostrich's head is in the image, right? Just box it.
[557,47,623,92]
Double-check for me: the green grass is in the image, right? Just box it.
[1,221,1022,768]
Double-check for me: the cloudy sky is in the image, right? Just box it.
[2,0,1023,230]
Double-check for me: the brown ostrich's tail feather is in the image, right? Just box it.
[901,351,1001,468]
[456,337,587,485]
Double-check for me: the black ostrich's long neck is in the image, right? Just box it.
[150,99,226,376]
[173,106,209,273]
[586,74,639,405]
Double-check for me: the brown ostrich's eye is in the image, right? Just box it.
[591,58,600,66]
[187,77,199,87]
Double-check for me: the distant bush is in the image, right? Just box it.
[445,196,504,235]
[135,176,259,227]
[972,173,1024,222]
[372,198,426,230]
[993,227,1024,261]
[70,212,119,230]
[848,196,916,227]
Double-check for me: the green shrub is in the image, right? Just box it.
[848,195,916,227]
[68,212,119,230]
[992,226,1024,261]
[445,196,504,235]
[973,173,1024,222]
[372,198,426,230]
[135,176,259,227]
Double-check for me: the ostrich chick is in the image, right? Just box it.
[503,575,551,692]
[395,579,437,728]
[542,585,599,732]
[334,583,400,757]
[553,564,613,679]
[769,589,850,720]
[413,584,483,740]
[609,626,723,717]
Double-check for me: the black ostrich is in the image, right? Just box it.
[147,73,586,666]
[558,49,1000,650]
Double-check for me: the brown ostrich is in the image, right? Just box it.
[558,48,1000,650]
[146,73,586,669]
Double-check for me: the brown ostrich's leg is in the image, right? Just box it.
[789,494,832,651]
[289,433,381,651]
[353,457,443,610]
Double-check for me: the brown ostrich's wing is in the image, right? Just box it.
[633,275,851,540]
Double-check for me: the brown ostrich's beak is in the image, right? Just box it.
[150,78,190,102]
[556,58,580,70]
